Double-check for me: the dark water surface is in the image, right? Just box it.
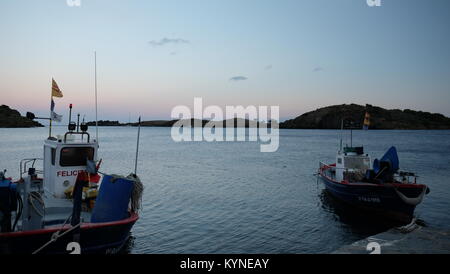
[1,127,449,253]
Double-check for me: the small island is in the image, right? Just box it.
[0,105,43,128]
[85,120,122,127]
[280,104,450,130]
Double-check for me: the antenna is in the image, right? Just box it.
[69,104,73,125]
[343,118,360,148]
[340,119,343,151]
[134,116,141,176]
[49,79,53,138]
[350,128,353,147]
[94,51,98,143]
[77,113,80,132]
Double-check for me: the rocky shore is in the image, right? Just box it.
[0,105,43,128]
[280,104,450,130]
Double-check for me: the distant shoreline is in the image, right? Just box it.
[2,103,450,130]
[45,126,450,131]
[0,105,43,128]
[87,103,450,130]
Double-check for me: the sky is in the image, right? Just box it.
[1,0,449,123]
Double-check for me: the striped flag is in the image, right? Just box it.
[50,78,63,122]
[52,78,63,98]
[363,111,370,130]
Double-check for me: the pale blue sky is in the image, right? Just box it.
[1,0,449,122]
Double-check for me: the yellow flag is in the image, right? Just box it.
[52,78,63,98]
[363,111,370,130]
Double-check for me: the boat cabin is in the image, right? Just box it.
[335,146,371,182]
[43,127,98,198]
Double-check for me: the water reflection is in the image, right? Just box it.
[118,234,135,254]
[1,127,446,253]
[318,189,399,237]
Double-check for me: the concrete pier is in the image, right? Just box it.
[333,224,450,254]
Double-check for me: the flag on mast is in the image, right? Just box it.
[51,111,63,122]
[363,111,370,130]
[51,78,63,123]
[52,78,63,97]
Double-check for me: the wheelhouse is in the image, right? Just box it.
[44,131,98,198]
[335,146,371,182]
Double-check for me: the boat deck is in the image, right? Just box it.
[41,194,92,227]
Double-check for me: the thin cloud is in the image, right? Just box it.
[229,76,248,81]
[264,65,272,70]
[148,38,189,47]
[313,67,324,72]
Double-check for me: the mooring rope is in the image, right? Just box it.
[105,173,144,213]
[28,191,45,217]
[32,214,80,254]
[394,186,427,206]
[128,173,144,213]
[396,218,420,233]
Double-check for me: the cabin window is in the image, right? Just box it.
[60,147,94,167]
[337,158,342,164]
[51,148,56,165]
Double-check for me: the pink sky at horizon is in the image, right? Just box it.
[1,1,450,123]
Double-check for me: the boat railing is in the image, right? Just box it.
[319,162,337,173]
[395,171,418,184]
[320,162,351,171]
[64,131,90,143]
[319,162,329,170]
[20,158,43,179]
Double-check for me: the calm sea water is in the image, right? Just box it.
[1,127,449,253]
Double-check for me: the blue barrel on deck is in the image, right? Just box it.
[91,175,134,223]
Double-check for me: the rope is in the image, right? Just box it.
[28,191,45,217]
[103,173,144,213]
[394,186,427,206]
[128,174,144,213]
[32,214,80,254]
[396,218,420,233]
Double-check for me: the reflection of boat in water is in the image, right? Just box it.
[318,189,410,233]
[318,119,429,224]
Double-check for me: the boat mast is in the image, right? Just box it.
[340,119,343,151]
[350,128,353,147]
[49,81,53,138]
[134,116,141,175]
[94,51,98,143]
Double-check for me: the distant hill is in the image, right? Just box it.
[130,118,271,128]
[280,104,450,129]
[88,118,272,128]
[85,120,122,126]
[85,119,177,127]
[0,105,43,128]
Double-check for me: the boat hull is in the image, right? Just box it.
[319,172,425,223]
[0,213,138,254]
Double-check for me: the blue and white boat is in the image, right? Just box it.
[319,129,429,223]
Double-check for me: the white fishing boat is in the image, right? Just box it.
[0,75,144,254]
